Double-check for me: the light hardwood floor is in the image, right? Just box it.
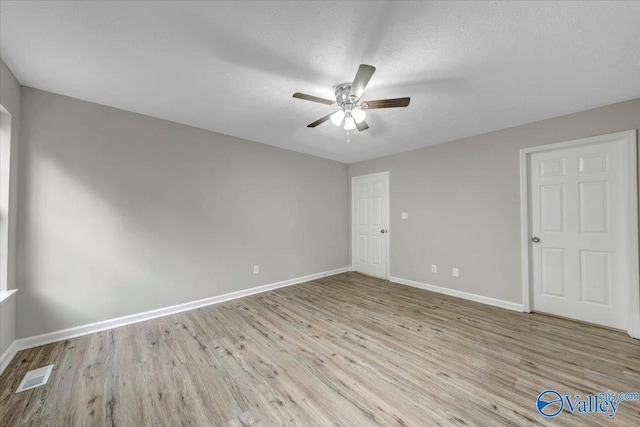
[1,272,638,426]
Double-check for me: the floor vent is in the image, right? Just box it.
[15,364,54,393]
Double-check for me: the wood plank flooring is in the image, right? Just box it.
[1,272,638,426]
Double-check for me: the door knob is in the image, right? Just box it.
[531,236,540,243]
[380,229,387,234]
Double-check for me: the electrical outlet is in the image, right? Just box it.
[431,265,437,273]
[253,265,260,275]
[452,267,459,277]
[401,212,408,219]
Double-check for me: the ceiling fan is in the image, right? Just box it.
[293,64,410,133]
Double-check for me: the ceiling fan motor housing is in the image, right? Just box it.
[334,83,354,105]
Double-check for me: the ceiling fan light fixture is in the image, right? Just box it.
[330,110,345,126]
[344,113,356,131]
[352,107,366,124]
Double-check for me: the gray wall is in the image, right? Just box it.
[17,87,348,338]
[349,98,640,304]
[0,57,20,357]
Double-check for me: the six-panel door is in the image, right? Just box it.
[530,138,629,329]
[352,173,388,278]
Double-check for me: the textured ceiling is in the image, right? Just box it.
[1,1,639,163]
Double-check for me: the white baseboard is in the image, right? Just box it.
[389,276,524,312]
[0,267,350,375]
[0,340,18,376]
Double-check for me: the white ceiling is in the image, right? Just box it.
[1,1,639,163]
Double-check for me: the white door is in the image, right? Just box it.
[352,172,388,278]
[530,137,632,329]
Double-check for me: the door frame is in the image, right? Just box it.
[519,130,639,338]
[351,171,390,279]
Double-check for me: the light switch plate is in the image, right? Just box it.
[401,212,408,219]
[253,265,260,274]
[452,267,459,277]
[431,265,437,273]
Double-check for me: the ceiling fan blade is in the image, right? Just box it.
[364,97,411,109]
[356,120,369,132]
[349,64,376,100]
[293,92,335,105]
[307,113,334,128]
